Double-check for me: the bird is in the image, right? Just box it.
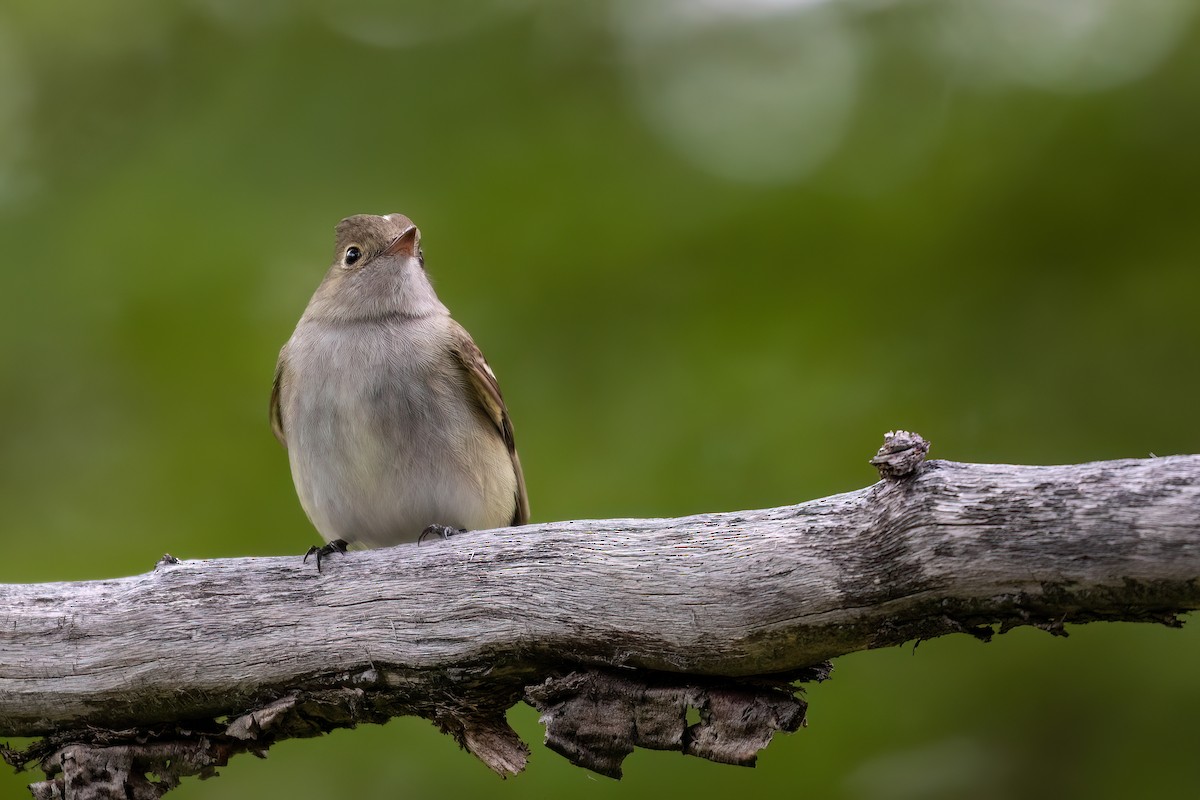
[270,213,528,569]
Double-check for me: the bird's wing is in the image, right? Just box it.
[449,323,530,526]
[269,351,289,447]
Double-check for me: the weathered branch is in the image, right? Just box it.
[2,433,1198,798]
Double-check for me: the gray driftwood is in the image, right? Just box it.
[2,432,1198,799]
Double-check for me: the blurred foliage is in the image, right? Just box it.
[2,0,1199,798]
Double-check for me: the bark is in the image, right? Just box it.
[1,432,1197,797]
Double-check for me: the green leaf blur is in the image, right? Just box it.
[1,1,1197,798]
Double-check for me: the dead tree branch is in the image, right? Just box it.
[1,432,1198,798]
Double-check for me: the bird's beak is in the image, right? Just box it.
[383,225,420,258]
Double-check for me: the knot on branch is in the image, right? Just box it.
[870,430,930,479]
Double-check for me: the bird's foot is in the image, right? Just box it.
[418,524,465,545]
[304,538,349,572]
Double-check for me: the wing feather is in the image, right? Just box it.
[449,325,530,525]
[269,352,289,447]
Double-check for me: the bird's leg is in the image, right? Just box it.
[418,524,465,545]
[303,538,349,572]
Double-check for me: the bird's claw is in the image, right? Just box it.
[304,538,349,572]
[418,524,464,545]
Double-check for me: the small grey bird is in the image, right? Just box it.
[270,213,529,568]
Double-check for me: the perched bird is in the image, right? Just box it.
[270,213,528,569]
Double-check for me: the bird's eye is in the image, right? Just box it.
[344,246,362,266]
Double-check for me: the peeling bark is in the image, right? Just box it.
[526,664,831,778]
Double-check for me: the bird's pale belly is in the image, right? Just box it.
[286,360,516,548]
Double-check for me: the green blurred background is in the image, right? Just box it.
[2,0,1199,797]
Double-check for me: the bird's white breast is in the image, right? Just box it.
[281,315,516,547]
